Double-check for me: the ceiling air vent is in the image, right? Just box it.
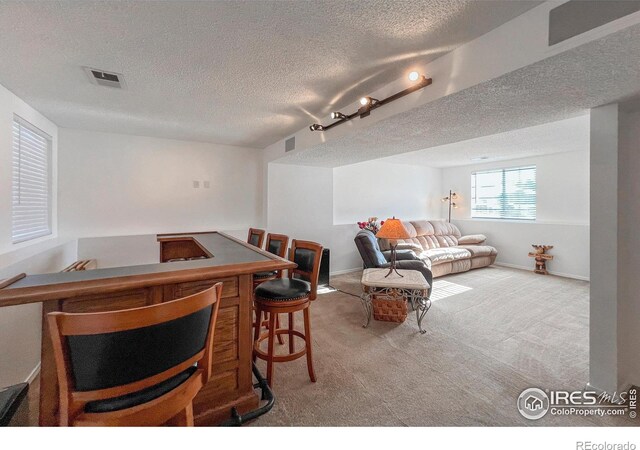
[285,136,295,152]
[83,67,126,89]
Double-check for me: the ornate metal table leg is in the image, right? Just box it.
[360,292,372,328]
[414,291,431,334]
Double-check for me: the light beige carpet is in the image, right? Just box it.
[253,266,638,426]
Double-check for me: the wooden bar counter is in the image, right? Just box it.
[0,231,295,426]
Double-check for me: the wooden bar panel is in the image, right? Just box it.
[212,304,239,364]
[61,289,152,313]
[171,277,238,299]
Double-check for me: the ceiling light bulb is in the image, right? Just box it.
[408,71,420,82]
[360,96,371,106]
[330,112,346,120]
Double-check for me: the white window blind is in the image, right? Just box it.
[471,165,536,220]
[12,116,52,243]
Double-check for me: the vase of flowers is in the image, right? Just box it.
[357,217,384,235]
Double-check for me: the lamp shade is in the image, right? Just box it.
[376,217,411,240]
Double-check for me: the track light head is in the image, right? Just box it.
[309,123,324,132]
[408,71,420,82]
[330,112,347,120]
[359,96,379,107]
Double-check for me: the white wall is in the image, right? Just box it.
[589,104,619,394]
[617,106,640,389]
[589,102,640,393]
[267,163,334,247]
[58,128,263,238]
[442,150,590,280]
[0,83,59,254]
[333,160,442,225]
[0,82,62,387]
[267,160,443,274]
[0,241,77,387]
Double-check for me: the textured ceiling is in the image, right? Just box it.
[278,23,640,167]
[381,115,590,168]
[0,0,541,148]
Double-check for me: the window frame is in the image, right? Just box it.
[11,115,53,244]
[470,165,537,221]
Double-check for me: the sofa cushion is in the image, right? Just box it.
[420,247,471,265]
[402,221,418,238]
[411,220,435,237]
[395,242,423,252]
[431,220,461,247]
[458,234,487,245]
[431,220,462,238]
[415,234,439,250]
[457,245,497,258]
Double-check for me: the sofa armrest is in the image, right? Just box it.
[382,250,418,261]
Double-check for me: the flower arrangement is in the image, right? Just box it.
[357,217,384,235]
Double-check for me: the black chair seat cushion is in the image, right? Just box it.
[0,383,29,426]
[255,278,311,302]
[84,366,197,414]
[253,271,277,279]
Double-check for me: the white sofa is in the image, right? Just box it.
[378,220,497,278]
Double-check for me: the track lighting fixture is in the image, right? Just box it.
[309,71,432,132]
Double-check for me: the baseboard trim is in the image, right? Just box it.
[330,267,361,276]
[25,362,41,384]
[493,262,590,281]
[330,263,590,281]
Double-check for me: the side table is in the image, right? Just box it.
[360,268,431,334]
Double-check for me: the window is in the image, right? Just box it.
[12,116,52,243]
[471,165,536,220]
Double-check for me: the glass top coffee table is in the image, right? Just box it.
[360,268,431,334]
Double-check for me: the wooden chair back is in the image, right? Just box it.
[247,228,266,248]
[288,240,323,300]
[265,234,289,278]
[47,283,222,426]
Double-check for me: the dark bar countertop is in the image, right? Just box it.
[0,231,294,306]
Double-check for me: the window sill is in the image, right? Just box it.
[455,218,590,226]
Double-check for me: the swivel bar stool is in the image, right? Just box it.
[253,233,290,344]
[253,239,323,387]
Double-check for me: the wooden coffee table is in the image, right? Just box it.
[360,268,431,334]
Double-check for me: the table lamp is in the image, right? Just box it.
[376,217,411,278]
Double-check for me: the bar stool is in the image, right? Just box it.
[47,284,222,426]
[252,233,290,288]
[253,234,290,343]
[247,228,266,248]
[253,239,323,387]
